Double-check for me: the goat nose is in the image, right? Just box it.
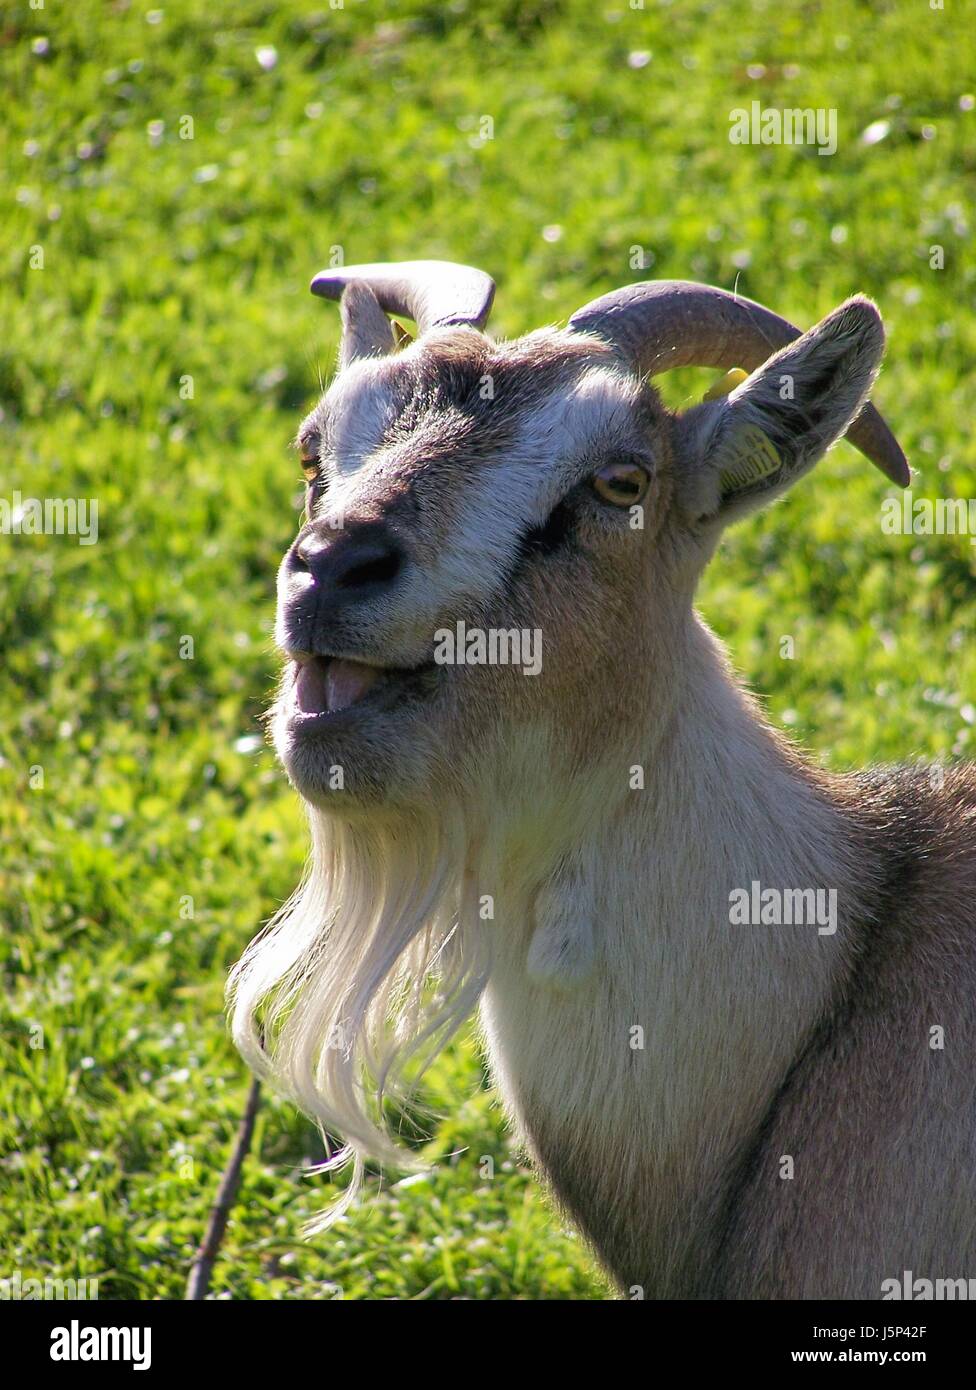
[292,523,404,599]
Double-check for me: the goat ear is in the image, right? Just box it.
[671,296,887,526]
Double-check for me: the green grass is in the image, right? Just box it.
[1,0,973,1300]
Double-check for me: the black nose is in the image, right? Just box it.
[289,522,404,603]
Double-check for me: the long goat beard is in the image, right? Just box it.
[227,803,490,1231]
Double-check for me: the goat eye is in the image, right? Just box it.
[301,447,325,486]
[297,431,323,482]
[591,461,649,508]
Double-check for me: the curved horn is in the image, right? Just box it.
[311,259,495,334]
[569,280,909,486]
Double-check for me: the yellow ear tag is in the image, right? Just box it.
[718,423,782,495]
[702,367,749,402]
[702,368,782,497]
[391,318,414,350]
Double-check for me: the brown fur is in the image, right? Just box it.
[706,766,976,1299]
[518,763,976,1299]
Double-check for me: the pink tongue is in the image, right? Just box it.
[296,659,380,714]
[326,659,380,712]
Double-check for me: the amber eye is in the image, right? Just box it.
[591,460,649,508]
[298,441,322,483]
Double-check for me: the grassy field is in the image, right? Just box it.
[1,0,973,1300]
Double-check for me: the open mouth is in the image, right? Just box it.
[289,654,435,720]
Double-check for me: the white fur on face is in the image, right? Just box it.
[311,359,644,649]
[425,366,643,609]
[324,359,401,475]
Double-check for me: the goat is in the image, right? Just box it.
[230,260,976,1299]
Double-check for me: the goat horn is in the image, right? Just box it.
[311,259,496,335]
[569,280,909,486]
